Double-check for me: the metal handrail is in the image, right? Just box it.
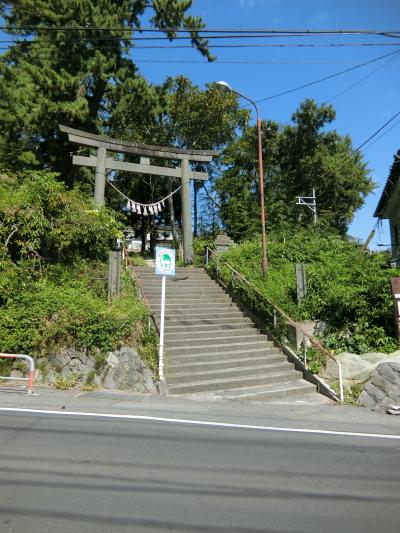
[205,246,344,402]
[0,353,35,394]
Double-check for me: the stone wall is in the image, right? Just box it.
[33,347,157,393]
[358,362,400,410]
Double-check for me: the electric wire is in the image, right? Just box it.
[341,109,400,166]
[326,51,400,103]
[360,118,400,152]
[1,26,399,35]
[255,49,400,103]
[1,42,398,51]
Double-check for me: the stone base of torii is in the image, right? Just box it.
[59,125,219,264]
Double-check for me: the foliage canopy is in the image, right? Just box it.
[216,99,374,238]
[0,169,121,263]
[0,0,211,176]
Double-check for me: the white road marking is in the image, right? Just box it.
[0,407,399,440]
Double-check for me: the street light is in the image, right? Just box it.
[215,81,268,277]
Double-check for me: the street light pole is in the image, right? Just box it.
[216,81,268,277]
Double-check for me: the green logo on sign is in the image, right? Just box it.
[160,253,172,272]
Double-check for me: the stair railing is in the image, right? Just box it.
[205,247,344,402]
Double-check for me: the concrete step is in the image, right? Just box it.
[166,333,262,348]
[165,328,259,341]
[145,292,230,300]
[150,302,238,312]
[167,339,274,356]
[140,285,218,292]
[168,371,301,394]
[163,310,244,321]
[164,320,254,331]
[135,267,206,273]
[145,289,229,297]
[136,270,210,276]
[139,278,219,290]
[138,277,215,284]
[166,347,280,363]
[168,362,294,384]
[167,354,287,373]
[216,380,320,402]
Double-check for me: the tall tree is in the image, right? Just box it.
[216,99,374,239]
[108,76,248,235]
[0,1,212,180]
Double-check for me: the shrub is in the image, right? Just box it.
[0,170,121,264]
[208,228,400,354]
[0,259,148,357]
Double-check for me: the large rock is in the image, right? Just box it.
[358,362,400,410]
[102,347,157,392]
[321,351,400,385]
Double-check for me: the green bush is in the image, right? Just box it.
[0,170,121,263]
[0,259,148,357]
[0,168,157,379]
[192,236,216,266]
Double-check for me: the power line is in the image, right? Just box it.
[326,52,400,103]
[358,118,400,152]
[255,49,400,103]
[0,42,399,53]
[2,33,391,43]
[1,26,399,35]
[341,109,400,165]
[0,31,399,44]
[131,59,371,65]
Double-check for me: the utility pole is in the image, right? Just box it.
[296,188,317,224]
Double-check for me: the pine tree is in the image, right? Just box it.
[0,1,212,179]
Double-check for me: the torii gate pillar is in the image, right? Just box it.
[181,157,192,265]
[94,146,106,207]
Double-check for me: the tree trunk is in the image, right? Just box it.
[193,180,200,237]
[168,190,179,251]
[141,215,147,255]
[149,215,156,257]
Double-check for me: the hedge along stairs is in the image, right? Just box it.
[134,266,330,403]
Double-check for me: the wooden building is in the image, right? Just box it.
[374,149,400,263]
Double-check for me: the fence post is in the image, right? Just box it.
[108,250,122,299]
[295,263,307,304]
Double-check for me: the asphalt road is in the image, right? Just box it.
[0,394,400,533]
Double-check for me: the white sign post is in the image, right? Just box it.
[155,247,176,383]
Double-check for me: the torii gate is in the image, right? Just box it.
[59,125,219,264]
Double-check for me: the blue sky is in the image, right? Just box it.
[133,0,400,248]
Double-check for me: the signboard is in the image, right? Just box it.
[155,247,175,383]
[155,247,176,276]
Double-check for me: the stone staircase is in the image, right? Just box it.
[134,266,330,403]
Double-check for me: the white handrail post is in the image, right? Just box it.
[158,275,166,382]
[337,361,344,402]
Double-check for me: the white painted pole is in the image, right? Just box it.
[338,361,344,402]
[312,187,317,225]
[158,275,167,382]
